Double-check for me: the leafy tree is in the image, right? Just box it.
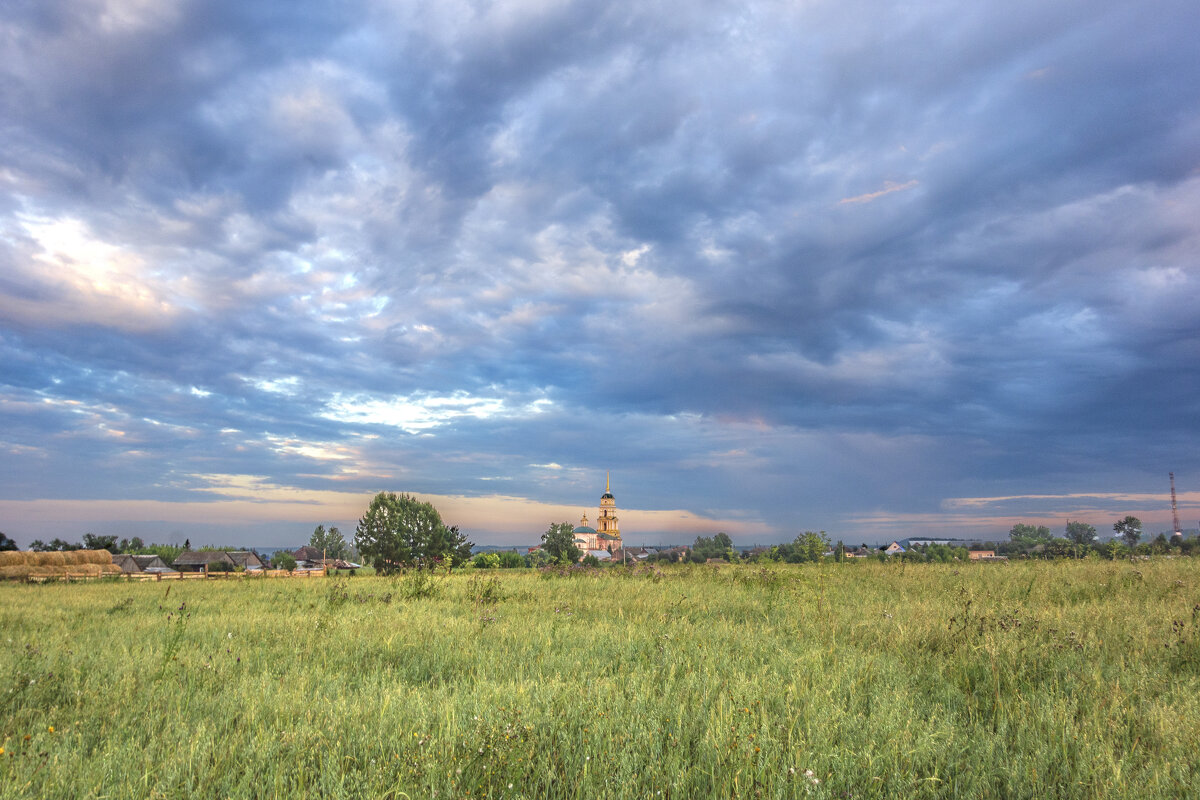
[582,553,602,567]
[354,492,472,574]
[795,531,829,563]
[309,524,349,560]
[29,539,47,552]
[1113,516,1142,549]
[497,550,526,569]
[1009,523,1052,546]
[527,548,553,568]
[442,525,474,569]
[116,537,145,553]
[541,522,581,564]
[691,532,734,562]
[184,539,191,551]
[0,532,17,551]
[272,551,297,571]
[1065,520,1097,546]
[473,552,501,569]
[83,533,118,552]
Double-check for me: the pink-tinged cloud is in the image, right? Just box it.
[838,180,920,205]
[0,476,772,546]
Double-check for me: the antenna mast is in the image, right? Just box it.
[1170,472,1183,539]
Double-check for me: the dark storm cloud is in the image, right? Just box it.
[1,0,1198,544]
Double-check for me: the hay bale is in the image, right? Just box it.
[74,550,113,565]
[71,564,104,576]
[0,551,28,567]
[32,552,66,567]
[0,565,34,579]
[101,563,123,575]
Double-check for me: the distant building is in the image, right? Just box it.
[173,551,237,572]
[172,550,264,572]
[112,554,176,574]
[571,474,623,556]
[883,542,906,555]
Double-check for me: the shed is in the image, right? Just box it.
[173,551,237,572]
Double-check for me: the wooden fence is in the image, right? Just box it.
[125,567,327,581]
[22,567,328,583]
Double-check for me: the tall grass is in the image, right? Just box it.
[1,559,1198,798]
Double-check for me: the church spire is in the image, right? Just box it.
[606,471,610,493]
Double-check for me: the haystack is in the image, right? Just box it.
[0,550,123,579]
[66,550,113,566]
[32,552,66,567]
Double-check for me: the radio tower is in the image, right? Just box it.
[1170,472,1183,540]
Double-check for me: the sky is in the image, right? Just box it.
[1,0,1198,549]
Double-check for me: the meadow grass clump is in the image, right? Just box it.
[1,559,1198,798]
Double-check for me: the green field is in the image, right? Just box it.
[2,560,1198,799]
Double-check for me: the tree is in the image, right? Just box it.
[0,532,17,551]
[83,533,118,552]
[794,531,829,563]
[1065,520,1097,546]
[473,552,501,569]
[43,538,82,551]
[354,492,472,574]
[1113,516,1143,549]
[184,538,191,551]
[497,550,525,569]
[117,537,145,553]
[273,551,297,571]
[1009,523,1052,546]
[309,524,349,560]
[690,532,734,562]
[541,522,581,564]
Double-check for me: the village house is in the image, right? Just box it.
[111,554,177,575]
[173,550,264,572]
[292,546,325,569]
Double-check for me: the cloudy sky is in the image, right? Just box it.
[2,0,1198,548]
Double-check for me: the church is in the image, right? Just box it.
[572,474,622,554]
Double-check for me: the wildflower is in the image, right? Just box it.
[48,726,54,733]
[0,748,4,756]
[508,784,513,789]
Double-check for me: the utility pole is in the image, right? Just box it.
[1171,473,1183,541]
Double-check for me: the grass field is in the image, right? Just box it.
[2,559,1199,799]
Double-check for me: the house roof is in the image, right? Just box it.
[173,550,236,567]
[586,549,613,560]
[228,551,263,568]
[293,546,323,561]
[132,554,175,571]
[112,553,141,573]
[574,526,597,534]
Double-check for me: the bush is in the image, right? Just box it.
[497,550,526,569]
[207,561,233,573]
[473,552,501,569]
[273,552,297,571]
